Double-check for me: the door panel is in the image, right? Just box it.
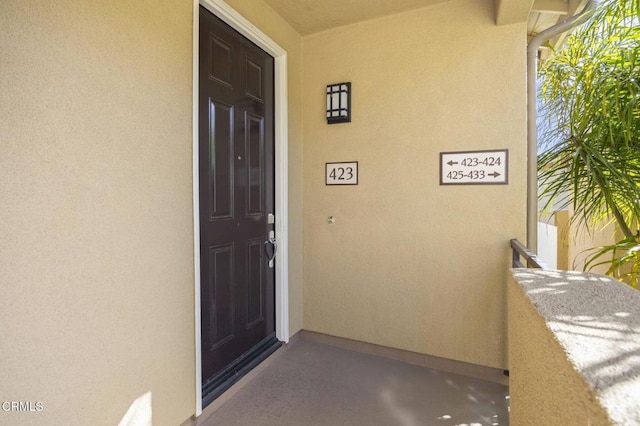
[246,113,265,216]
[210,35,233,87]
[208,244,234,349]
[209,100,234,219]
[246,238,264,328]
[199,6,276,397]
[245,59,263,101]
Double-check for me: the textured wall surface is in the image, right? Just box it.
[568,220,618,274]
[302,0,527,369]
[0,1,195,425]
[509,269,640,425]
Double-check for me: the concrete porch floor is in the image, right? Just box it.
[195,337,510,426]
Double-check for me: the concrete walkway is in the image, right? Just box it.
[196,338,509,425]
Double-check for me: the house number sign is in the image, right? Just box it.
[440,149,508,185]
[326,161,358,185]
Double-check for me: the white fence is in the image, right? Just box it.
[537,221,558,269]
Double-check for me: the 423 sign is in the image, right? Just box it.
[440,149,508,185]
[326,161,358,185]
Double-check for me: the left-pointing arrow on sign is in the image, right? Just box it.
[447,160,458,166]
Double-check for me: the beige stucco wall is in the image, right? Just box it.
[507,270,621,425]
[508,273,606,424]
[568,218,618,275]
[302,0,527,368]
[0,1,194,424]
[0,0,303,425]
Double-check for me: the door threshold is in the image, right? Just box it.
[202,335,281,408]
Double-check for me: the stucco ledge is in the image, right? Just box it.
[508,269,640,425]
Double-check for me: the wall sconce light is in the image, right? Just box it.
[326,82,351,124]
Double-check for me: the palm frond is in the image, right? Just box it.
[537,0,640,286]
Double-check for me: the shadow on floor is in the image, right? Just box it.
[198,338,509,426]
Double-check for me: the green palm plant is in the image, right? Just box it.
[537,0,640,286]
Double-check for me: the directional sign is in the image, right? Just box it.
[440,149,508,185]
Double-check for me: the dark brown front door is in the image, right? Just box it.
[199,6,278,405]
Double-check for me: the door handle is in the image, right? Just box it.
[264,230,277,268]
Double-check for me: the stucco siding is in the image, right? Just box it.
[0,1,195,425]
[302,0,527,369]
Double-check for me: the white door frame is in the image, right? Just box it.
[192,0,290,415]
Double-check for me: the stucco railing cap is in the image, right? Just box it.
[511,268,640,425]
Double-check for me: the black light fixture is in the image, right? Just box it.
[326,82,351,124]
